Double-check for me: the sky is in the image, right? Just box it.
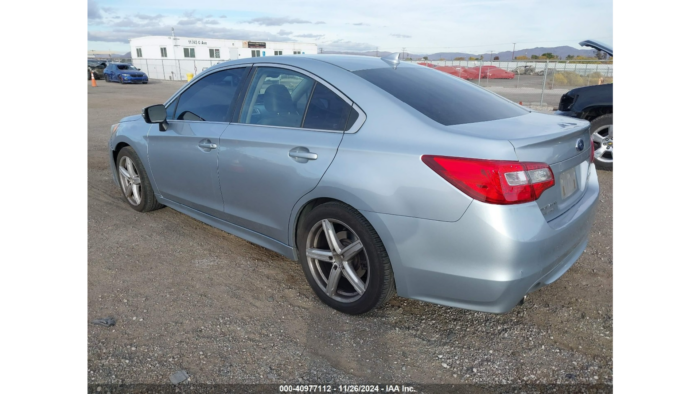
[87,0,612,55]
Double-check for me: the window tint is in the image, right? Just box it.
[174,68,246,122]
[302,83,353,131]
[354,67,527,126]
[239,68,314,128]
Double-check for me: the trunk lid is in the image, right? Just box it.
[579,39,613,56]
[447,112,592,221]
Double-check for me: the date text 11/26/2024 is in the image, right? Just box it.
[279,385,416,392]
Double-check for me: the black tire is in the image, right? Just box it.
[297,202,396,315]
[88,70,91,80]
[589,114,613,171]
[116,147,164,212]
[119,76,124,84]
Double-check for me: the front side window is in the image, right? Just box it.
[160,47,167,58]
[239,67,314,127]
[173,68,247,122]
[209,48,220,58]
[354,67,527,126]
[184,48,195,58]
[136,48,142,58]
[251,50,261,57]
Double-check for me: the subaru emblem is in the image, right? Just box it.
[576,138,585,152]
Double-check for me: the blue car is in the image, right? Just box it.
[104,63,148,84]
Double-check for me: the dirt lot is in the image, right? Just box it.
[88,80,612,387]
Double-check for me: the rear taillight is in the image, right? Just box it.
[421,156,555,205]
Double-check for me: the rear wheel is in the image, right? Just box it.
[297,202,395,315]
[590,114,613,171]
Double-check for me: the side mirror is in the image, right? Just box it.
[137,68,141,71]
[142,104,168,131]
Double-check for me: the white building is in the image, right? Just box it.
[129,36,318,80]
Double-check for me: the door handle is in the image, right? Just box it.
[198,141,218,150]
[289,147,318,162]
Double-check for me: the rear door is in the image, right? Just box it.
[217,65,358,243]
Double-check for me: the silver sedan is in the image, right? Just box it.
[108,54,599,315]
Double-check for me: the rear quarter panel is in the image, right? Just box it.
[285,59,520,245]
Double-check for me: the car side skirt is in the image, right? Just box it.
[158,197,296,260]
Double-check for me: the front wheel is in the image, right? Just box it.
[297,202,395,315]
[119,76,124,84]
[590,114,613,171]
[116,147,164,212]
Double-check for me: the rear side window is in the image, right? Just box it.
[354,67,527,126]
[302,83,353,131]
[174,68,246,122]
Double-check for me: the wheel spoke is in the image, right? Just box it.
[326,264,342,296]
[131,185,141,204]
[595,145,607,159]
[126,158,137,178]
[591,133,604,143]
[119,166,131,180]
[124,183,133,198]
[321,219,343,254]
[342,261,366,295]
[306,248,334,263]
[607,125,613,139]
[131,175,141,185]
[340,240,363,261]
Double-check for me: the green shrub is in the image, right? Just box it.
[553,73,568,85]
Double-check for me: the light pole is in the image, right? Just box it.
[512,43,516,60]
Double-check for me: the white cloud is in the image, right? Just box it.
[245,17,311,26]
[87,0,103,20]
[88,0,612,54]
[295,33,324,40]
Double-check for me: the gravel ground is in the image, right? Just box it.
[88,80,612,387]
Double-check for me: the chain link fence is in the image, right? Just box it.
[405,59,612,110]
[95,57,612,110]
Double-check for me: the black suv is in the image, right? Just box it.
[556,40,613,170]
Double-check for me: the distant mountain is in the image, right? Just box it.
[322,45,597,61]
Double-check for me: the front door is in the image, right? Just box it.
[147,67,249,216]
[217,66,357,243]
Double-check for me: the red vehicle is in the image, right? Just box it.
[435,66,480,80]
[417,62,438,68]
[474,65,515,79]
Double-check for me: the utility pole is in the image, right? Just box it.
[490,51,494,61]
[319,47,323,54]
[402,47,406,60]
[512,43,516,60]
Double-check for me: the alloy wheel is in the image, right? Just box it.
[591,124,613,164]
[305,219,369,303]
[118,156,142,206]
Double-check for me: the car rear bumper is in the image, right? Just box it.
[363,164,599,313]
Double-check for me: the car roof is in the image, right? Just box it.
[208,54,418,73]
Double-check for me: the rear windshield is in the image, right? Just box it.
[353,67,527,126]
